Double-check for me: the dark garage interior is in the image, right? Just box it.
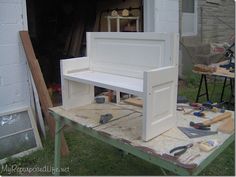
[26,0,143,87]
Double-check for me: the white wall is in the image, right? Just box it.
[0,0,32,113]
[143,0,179,33]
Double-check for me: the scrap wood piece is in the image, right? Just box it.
[193,64,216,73]
[19,31,69,156]
[68,18,85,57]
[215,67,235,78]
[217,118,234,134]
[124,97,143,107]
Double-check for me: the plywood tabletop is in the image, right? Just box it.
[49,102,234,171]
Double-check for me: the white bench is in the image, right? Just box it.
[60,32,179,141]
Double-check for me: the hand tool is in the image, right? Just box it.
[95,96,105,103]
[169,143,193,157]
[184,154,201,163]
[189,121,211,130]
[199,140,219,152]
[99,113,113,124]
[178,127,218,138]
[202,112,232,126]
[217,118,234,134]
[193,111,205,117]
[202,102,225,113]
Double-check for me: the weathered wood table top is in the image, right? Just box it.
[49,102,234,175]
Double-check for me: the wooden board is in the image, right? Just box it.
[19,31,69,156]
[124,97,143,107]
[50,103,234,168]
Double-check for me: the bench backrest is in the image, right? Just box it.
[87,32,175,79]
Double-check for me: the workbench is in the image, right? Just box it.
[193,62,234,104]
[49,102,234,175]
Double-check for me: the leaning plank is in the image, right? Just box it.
[19,31,69,156]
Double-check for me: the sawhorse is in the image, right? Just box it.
[195,74,234,106]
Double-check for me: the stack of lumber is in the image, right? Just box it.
[64,18,85,57]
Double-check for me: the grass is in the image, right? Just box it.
[0,73,235,176]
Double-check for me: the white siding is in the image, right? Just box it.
[0,0,31,113]
[144,0,179,33]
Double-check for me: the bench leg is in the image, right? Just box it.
[116,91,120,103]
[54,117,62,176]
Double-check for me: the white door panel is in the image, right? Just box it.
[143,66,178,141]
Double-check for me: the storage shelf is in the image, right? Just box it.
[64,70,143,97]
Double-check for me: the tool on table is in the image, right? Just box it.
[202,102,225,113]
[193,110,205,117]
[217,118,234,134]
[202,112,232,126]
[190,112,232,130]
[183,154,201,163]
[177,96,189,104]
[199,140,219,152]
[169,143,193,157]
[178,127,218,138]
[183,103,202,115]
[189,121,211,130]
[99,113,113,124]
[95,96,106,104]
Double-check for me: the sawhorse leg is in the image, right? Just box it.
[220,77,235,108]
[220,77,234,102]
[195,74,209,103]
[54,116,62,176]
[220,77,227,103]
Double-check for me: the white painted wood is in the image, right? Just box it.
[61,57,94,109]
[143,66,178,141]
[116,91,120,103]
[30,75,46,137]
[61,32,179,140]
[107,16,139,32]
[21,0,28,30]
[64,70,143,97]
[0,147,40,165]
[0,63,28,86]
[0,82,29,112]
[87,32,172,78]
[143,0,155,32]
[27,107,42,148]
[144,0,179,33]
[143,33,179,140]
[0,0,32,115]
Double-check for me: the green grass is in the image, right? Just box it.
[0,74,235,176]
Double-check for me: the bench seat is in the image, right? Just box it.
[64,70,143,97]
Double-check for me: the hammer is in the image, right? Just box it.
[203,112,232,126]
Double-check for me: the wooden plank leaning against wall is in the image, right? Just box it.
[20,31,69,156]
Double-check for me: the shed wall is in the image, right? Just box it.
[0,0,31,113]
